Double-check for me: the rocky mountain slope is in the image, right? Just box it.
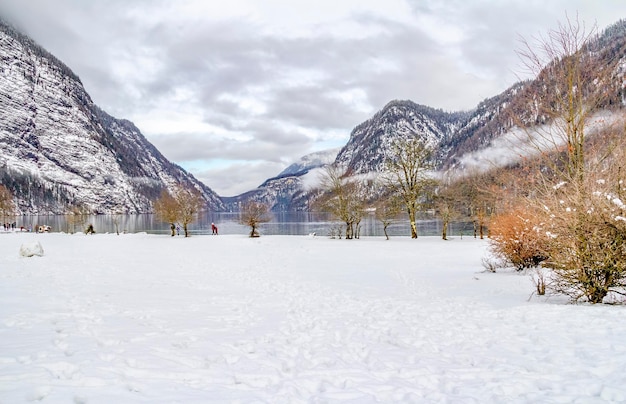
[334,100,468,174]
[0,19,224,214]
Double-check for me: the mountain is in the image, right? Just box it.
[0,19,224,214]
[222,149,337,211]
[334,100,468,174]
[439,82,525,170]
[276,149,340,177]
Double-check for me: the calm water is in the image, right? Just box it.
[11,212,474,238]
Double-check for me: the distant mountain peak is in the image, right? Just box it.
[276,148,340,178]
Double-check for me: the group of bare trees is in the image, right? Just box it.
[153,185,204,237]
[316,137,441,240]
[316,165,366,239]
[153,185,272,238]
[316,138,502,241]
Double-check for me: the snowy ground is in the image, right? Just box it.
[1,232,626,403]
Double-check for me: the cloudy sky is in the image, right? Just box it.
[1,0,626,196]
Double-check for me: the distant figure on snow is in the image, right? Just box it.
[211,222,218,235]
[176,224,180,236]
[85,224,95,234]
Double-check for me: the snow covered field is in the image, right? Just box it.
[1,232,626,403]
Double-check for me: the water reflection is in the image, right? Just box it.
[13,212,475,238]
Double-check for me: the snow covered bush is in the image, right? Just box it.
[538,179,626,303]
[488,206,547,271]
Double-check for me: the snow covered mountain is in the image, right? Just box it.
[222,148,338,211]
[334,100,468,174]
[223,101,472,211]
[232,19,626,211]
[276,149,340,178]
[0,20,224,214]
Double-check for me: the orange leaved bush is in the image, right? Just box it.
[488,206,547,271]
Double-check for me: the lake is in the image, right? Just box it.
[9,212,475,238]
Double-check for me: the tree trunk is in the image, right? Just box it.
[408,209,418,239]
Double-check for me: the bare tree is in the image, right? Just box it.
[65,205,88,234]
[434,174,465,241]
[154,189,179,236]
[374,194,403,240]
[0,184,15,225]
[516,15,619,186]
[110,211,124,235]
[239,201,271,237]
[435,196,455,241]
[316,165,365,239]
[175,187,204,237]
[384,138,437,238]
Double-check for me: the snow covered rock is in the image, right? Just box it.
[19,241,44,257]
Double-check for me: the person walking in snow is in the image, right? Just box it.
[211,222,218,235]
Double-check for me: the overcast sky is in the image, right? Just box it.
[1,1,626,196]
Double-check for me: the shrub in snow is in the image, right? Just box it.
[481,257,507,273]
[531,267,548,296]
[488,206,547,271]
[20,241,44,257]
[538,180,626,303]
